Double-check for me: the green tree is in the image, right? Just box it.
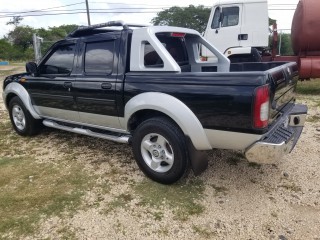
[6,16,23,27]
[269,17,276,26]
[279,33,293,55]
[152,5,211,33]
[37,24,78,54]
[7,26,35,51]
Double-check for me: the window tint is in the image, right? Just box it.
[40,44,75,75]
[221,7,239,27]
[211,7,221,29]
[144,42,163,68]
[85,41,114,74]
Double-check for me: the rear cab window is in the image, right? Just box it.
[144,33,189,68]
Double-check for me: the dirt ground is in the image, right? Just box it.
[0,67,320,240]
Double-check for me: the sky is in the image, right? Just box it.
[0,0,299,38]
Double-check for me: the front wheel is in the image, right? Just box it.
[132,117,189,184]
[8,96,40,136]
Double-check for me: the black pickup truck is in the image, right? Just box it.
[2,21,307,184]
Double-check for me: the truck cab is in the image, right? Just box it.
[202,0,269,61]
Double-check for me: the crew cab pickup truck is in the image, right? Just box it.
[2,21,307,184]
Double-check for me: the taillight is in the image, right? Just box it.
[253,85,270,128]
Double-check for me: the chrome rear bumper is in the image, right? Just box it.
[245,104,307,164]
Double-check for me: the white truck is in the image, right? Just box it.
[202,0,269,62]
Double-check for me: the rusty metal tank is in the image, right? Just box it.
[291,0,320,79]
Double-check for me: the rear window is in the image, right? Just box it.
[143,34,189,68]
[84,41,114,74]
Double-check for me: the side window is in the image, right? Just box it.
[211,7,221,29]
[221,7,239,27]
[39,44,75,75]
[144,42,163,68]
[84,41,114,74]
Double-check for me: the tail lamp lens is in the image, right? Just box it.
[253,85,270,128]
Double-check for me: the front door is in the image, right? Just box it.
[26,41,79,122]
[205,4,242,54]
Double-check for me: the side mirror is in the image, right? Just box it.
[26,62,38,76]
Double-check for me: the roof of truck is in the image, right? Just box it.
[67,21,201,38]
[213,0,267,6]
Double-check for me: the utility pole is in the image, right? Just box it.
[33,33,43,63]
[85,0,91,25]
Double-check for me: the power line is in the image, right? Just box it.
[1,7,168,14]
[0,6,170,18]
[0,11,160,18]
[0,2,85,14]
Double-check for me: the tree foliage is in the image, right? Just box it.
[151,5,211,33]
[269,17,277,26]
[0,21,78,61]
[279,33,293,55]
[7,26,35,50]
[6,16,23,26]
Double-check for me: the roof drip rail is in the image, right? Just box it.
[67,21,147,37]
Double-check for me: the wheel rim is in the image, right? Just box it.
[12,104,26,131]
[141,133,174,173]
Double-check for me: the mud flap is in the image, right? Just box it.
[186,138,208,176]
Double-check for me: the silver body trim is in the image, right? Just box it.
[79,111,122,129]
[39,112,128,134]
[204,129,263,150]
[35,106,79,122]
[124,92,212,150]
[43,120,130,143]
[3,82,41,119]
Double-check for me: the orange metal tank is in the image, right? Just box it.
[291,0,320,55]
[291,0,320,78]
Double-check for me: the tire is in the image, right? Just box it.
[8,96,40,136]
[132,117,189,184]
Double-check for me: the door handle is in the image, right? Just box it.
[238,34,248,40]
[64,82,72,88]
[101,83,112,89]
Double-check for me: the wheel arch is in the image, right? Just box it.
[124,92,212,150]
[3,82,41,119]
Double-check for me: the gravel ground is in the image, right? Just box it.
[1,68,320,240]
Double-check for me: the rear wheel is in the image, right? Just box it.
[9,96,40,136]
[132,117,189,184]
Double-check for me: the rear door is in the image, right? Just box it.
[73,33,122,129]
[26,40,79,121]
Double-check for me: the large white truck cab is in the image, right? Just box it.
[202,0,269,62]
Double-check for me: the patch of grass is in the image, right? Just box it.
[152,211,164,221]
[306,115,320,123]
[57,226,77,239]
[296,80,320,95]
[104,193,133,214]
[0,156,93,237]
[271,211,278,218]
[248,162,261,168]
[192,225,216,238]
[278,183,302,192]
[134,179,205,221]
[211,184,229,195]
[226,152,244,166]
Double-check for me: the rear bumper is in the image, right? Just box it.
[245,104,307,164]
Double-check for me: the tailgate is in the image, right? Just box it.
[268,62,299,124]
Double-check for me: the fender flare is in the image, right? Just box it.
[3,82,41,119]
[124,92,212,150]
